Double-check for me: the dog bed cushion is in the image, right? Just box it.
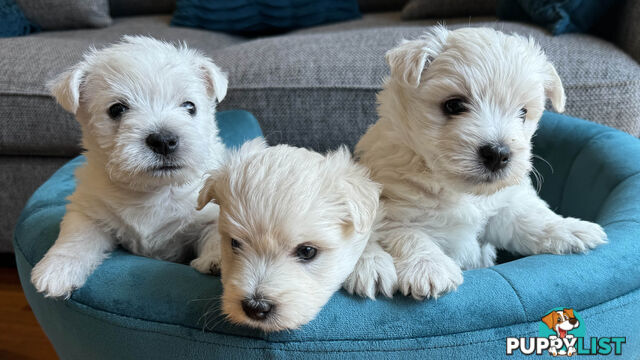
[13,111,640,359]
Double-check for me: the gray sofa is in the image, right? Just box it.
[1,1,639,253]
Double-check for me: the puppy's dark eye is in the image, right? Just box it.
[295,245,317,261]
[442,98,467,116]
[519,107,528,121]
[108,103,128,120]
[181,101,196,116]
[231,238,241,250]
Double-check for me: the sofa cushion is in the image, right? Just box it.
[0,15,639,156]
[14,113,640,358]
[217,20,640,150]
[14,0,112,30]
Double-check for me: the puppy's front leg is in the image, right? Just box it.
[31,211,115,298]
[380,225,463,300]
[484,183,606,255]
[343,237,397,299]
[191,226,221,275]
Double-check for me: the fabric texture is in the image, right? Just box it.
[14,0,111,30]
[0,0,38,37]
[497,0,618,35]
[402,0,496,20]
[0,156,69,252]
[13,112,640,359]
[1,17,638,159]
[171,0,361,34]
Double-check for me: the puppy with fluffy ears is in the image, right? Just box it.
[353,27,607,300]
[195,139,381,331]
[31,36,228,298]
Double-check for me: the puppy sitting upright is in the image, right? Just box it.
[353,27,607,300]
[31,36,228,298]
[195,139,381,331]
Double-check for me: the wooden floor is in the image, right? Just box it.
[0,266,57,360]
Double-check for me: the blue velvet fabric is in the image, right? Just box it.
[0,0,38,37]
[14,111,640,359]
[497,0,618,35]
[171,0,361,34]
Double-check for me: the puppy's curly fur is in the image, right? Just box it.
[31,36,228,298]
[352,27,607,300]
[195,139,381,331]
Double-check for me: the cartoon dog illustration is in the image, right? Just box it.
[541,308,580,356]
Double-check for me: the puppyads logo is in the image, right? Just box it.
[506,307,626,356]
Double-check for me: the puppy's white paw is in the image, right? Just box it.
[31,254,90,299]
[190,254,221,275]
[395,254,463,300]
[545,217,607,254]
[344,249,397,299]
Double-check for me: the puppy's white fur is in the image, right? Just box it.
[195,138,381,331]
[353,27,607,300]
[31,36,228,298]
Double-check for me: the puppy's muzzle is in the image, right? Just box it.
[241,296,273,321]
[479,143,510,172]
[146,130,179,157]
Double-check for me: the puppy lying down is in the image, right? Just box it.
[195,139,381,331]
[351,26,607,300]
[31,36,228,298]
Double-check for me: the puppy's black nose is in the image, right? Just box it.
[241,298,273,321]
[146,130,179,156]
[569,318,578,325]
[479,143,510,172]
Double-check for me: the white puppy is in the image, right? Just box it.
[195,138,381,331]
[31,36,228,298]
[353,27,607,300]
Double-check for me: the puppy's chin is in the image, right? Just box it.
[442,168,523,196]
[106,164,198,190]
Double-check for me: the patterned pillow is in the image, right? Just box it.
[401,0,497,19]
[171,0,361,34]
[0,0,39,37]
[497,0,618,35]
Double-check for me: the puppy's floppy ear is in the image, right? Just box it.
[197,171,222,210]
[541,312,557,329]
[328,147,381,234]
[47,62,87,114]
[544,62,565,113]
[199,59,228,103]
[197,138,268,210]
[385,26,448,88]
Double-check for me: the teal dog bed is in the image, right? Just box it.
[14,111,640,359]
